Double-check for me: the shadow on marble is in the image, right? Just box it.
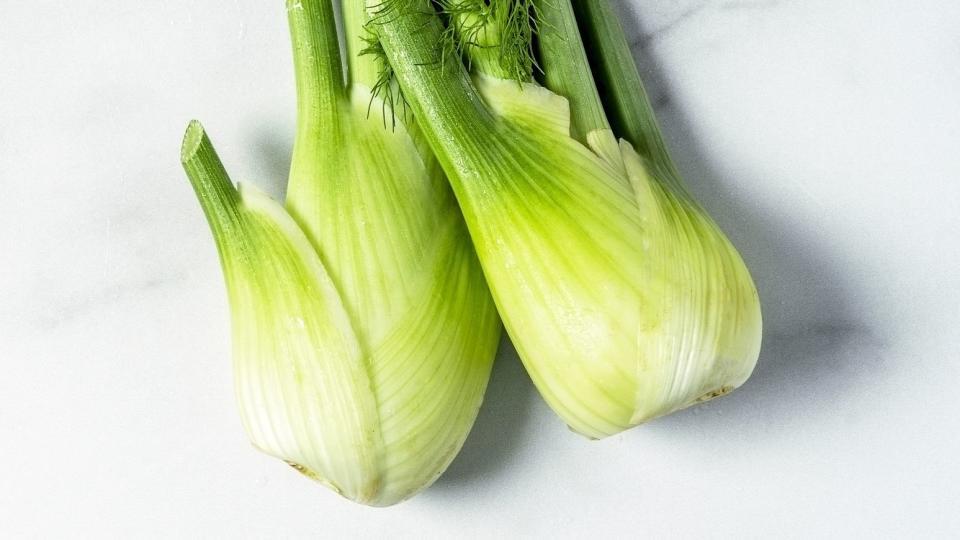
[616,8,875,434]
[247,124,292,202]
[431,336,537,490]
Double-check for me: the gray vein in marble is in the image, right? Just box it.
[630,1,711,49]
[719,0,781,10]
[36,272,187,331]
[628,0,782,49]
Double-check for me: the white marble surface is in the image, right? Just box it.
[2,0,959,537]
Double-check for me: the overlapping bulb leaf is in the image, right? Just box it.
[180,0,500,506]
[368,0,762,438]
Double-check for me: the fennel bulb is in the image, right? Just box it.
[366,0,762,438]
[180,0,500,506]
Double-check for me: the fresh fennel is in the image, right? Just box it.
[180,0,500,505]
[366,0,762,439]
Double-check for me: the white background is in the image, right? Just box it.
[2,0,959,537]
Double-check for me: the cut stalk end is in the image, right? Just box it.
[180,119,206,164]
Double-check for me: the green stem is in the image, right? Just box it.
[533,0,609,142]
[572,0,677,177]
[285,0,346,236]
[180,121,245,272]
[364,0,496,178]
[342,0,379,89]
[287,0,345,127]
